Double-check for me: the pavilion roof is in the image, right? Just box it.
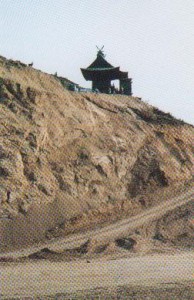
[81,50,129,81]
[81,67,128,81]
[87,54,114,70]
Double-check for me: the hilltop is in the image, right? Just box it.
[0,55,193,253]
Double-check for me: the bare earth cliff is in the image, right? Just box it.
[0,56,193,254]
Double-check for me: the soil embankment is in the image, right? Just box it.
[0,56,194,300]
[1,186,193,259]
[0,56,193,252]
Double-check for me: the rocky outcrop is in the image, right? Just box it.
[0,56,193,251]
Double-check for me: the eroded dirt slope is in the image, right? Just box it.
[0,56,193,251]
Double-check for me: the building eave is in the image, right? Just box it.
[81,67,128,81]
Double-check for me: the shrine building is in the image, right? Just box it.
[81,47,132,95]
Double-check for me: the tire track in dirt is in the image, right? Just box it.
[1,186,193,258]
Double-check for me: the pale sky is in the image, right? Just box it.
[0,0,194,124]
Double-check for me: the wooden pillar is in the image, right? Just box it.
[120,78,132,96]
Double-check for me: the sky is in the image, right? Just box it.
[0,0,194,124]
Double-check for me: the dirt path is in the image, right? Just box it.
[1,186,193,258]
[1,251,193,298]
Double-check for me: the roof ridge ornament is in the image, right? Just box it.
[96,46,105,58]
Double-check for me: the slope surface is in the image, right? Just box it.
[1,185,193,258]
[0,56,193,251]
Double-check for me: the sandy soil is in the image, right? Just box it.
[37,284,193,300]
[1,56,194,300]
[1,55,194,252]
[1,251,193,298]
[1,186,193,259]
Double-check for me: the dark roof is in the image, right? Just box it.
[81,67,128,81]
[81,50,129,81]
[87,54,114,70]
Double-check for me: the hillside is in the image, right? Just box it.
[0,55,193,252]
